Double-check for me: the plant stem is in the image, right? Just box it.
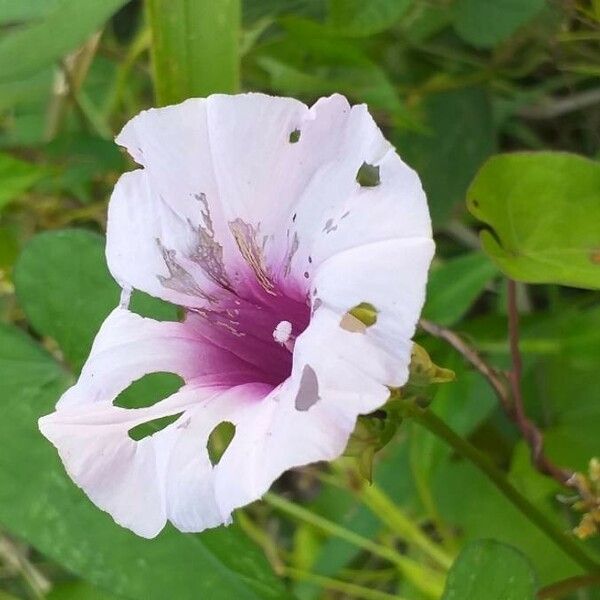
[506,279,573,485]
[0,535,50,600]
[283,567,405,600]
[420,315,577,491]
[235,511,285,575]
[102,24,151,118]
[264,492,445,599]
[327,464,453,570]
[406,404,600,573]
[146,0,240,105]
[537,573,600,599]
[408,432,459,555]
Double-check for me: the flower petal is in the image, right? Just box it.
[39,307,271,537]
[111,94,431,303]
[39,390,199,538]
[211,307,395,517]
[310,237,435,387]
[55,307,258,410]
[107,170,236,309]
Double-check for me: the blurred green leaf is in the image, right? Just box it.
[0,69,52,112]
[14,229,177,373]
[396,88,496,226]
[328,0,412,36]
[0,153,46,211]
[47,581,120,600]
[0,0,128,83]
[442,539,537,599]
[453,0,545,48]
[44,134,125,203]
[0,1,61,25]
[260,56,404,117]
[434,458,585,584]
[148,0,240,105]
[243,0,326,24]
[257,19,409,121]
[467,152,600,290]
[0,226,19,271]
[423,252,499,326]
[399,2,452,44]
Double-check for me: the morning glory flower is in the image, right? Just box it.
[39,93,434,538]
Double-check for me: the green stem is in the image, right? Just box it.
[328,465,453,570]
[146,0,240,105]
[407,405,600,574]
[102,24,151,118]
[408,431,458,554]
[283,567,405,600]
[264,493,445,599]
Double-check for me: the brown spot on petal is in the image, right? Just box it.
[311,298,323,316]
[283,231,299,277]
[189,193,232,291]
[323,218,337,234]
[156,239,216,302]
[229,218,276,295]
[295,365,320,411]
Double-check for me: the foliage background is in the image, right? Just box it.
[0,1,599,599]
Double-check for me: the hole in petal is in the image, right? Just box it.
[289,129,301,143]
[340,302,378,333]
[114,373,184,409]
[356,162,380,187]
[295,365,320,411]
[128,290,180,321]
[128,413,183,441]
[207,421,236,466]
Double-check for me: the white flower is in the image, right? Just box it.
[39,93,434,538]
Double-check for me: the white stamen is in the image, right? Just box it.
[273,320,293,345]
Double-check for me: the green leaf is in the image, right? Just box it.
[148,0,240,105]
[0,323,289,600]
[467,152,600,290]
[423,253,499,326]
[44,134,125,204]
[396,88,496,226]
[0,0,129,83]
[328,0,412,36]
[434,458,585,584]
[442,539,538,599]
[0,0,60,25]
[243,0,326,24]
[453,0,545,48]
[47,581,120,600]
[0,153,45,211]
[14,229,177,373]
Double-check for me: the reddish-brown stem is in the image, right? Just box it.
[506,279,574,485]
[420,280,576,491]
[537,573,600,599]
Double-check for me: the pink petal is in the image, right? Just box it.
[39,308,271,536]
